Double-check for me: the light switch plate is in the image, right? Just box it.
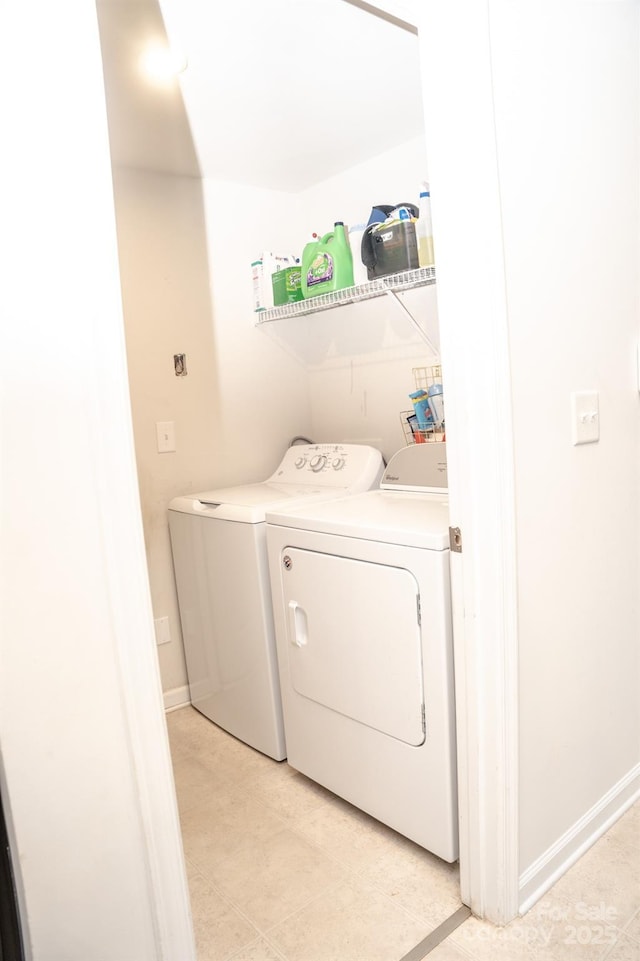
[156,421,176,453]
[154,616,171,645]
[571,391,599,445]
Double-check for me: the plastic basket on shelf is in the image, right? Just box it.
[401,364,445,446]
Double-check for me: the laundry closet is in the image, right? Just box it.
[98,0,461,899]
[98,0,443,709]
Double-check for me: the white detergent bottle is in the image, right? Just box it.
[347,223,369,285]
[418,182,435,268]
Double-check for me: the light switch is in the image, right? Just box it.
[571,391,599,446]
[154,616,171,645]
[156,421,176,453]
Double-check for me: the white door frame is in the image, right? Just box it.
[341,0,521,925]
[417,0,520,923]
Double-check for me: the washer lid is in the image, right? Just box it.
[167,443,385,524]
[266,489,450,550]
[168,483,351,524]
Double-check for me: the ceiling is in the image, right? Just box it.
[96,0,424,191]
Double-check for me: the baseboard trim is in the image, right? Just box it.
[519,762,640,914]
[163,685,191,713]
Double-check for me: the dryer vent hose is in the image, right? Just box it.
[289,435,314,446]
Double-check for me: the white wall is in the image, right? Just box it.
[201,178,314,480]
[489,1,640,889]
[113,169,223,696]
[0,1,194,957]
[299,135,428,234]
[111,171,313,698]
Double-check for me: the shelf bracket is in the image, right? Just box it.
[384,288,440,357]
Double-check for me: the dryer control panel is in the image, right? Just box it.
[381,443,448,493]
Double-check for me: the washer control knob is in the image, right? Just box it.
[309,454,326,472]
[332,458,345,470]
[294,456,307,469]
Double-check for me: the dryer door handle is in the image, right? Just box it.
[288,601,308,648]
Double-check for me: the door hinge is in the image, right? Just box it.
[449,526,462,553]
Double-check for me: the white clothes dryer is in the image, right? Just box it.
[265,443,457,860]
[168,444,384,761]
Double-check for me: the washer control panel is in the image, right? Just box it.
[270,444,384,492]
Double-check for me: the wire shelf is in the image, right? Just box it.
[255,266,436,323]
[412,364,443,392]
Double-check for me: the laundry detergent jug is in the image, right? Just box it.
[301,222,354,298]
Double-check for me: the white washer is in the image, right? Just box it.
[265,443,457,860]
[168,444,384,761]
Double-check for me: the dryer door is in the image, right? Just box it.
[281,548,425,746]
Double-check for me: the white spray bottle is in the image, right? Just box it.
[417,182,435,268]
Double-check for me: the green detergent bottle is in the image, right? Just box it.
[301,222,354,299]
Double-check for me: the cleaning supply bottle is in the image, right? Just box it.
[417,182,435,268]
[301,222,354,298]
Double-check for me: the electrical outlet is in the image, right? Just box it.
[571,391,600,445]
[154,616,171,645]
[156,421,176,453]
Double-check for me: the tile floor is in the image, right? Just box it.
[167,706,639,961]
